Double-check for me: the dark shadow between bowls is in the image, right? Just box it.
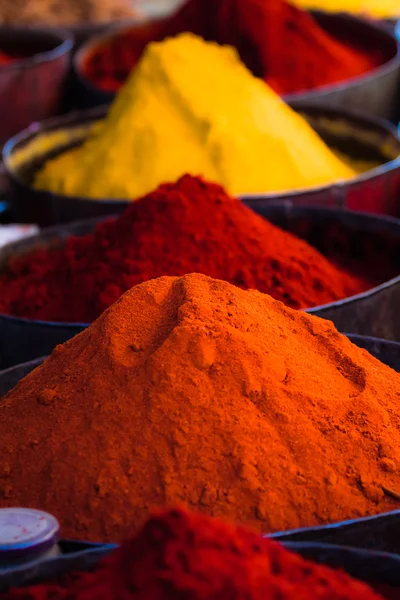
[3,102,400,227]
[72,11,400,121]
[1,205,400,369]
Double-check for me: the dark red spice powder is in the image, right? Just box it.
[0,175,374,323]
[0,175,373,323]
[0,508,388,599]
[81,0,382,95]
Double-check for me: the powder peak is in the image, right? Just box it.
[2,273,400,541]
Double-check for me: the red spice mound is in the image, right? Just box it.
[0,509,386,600]
[0,175,371,323]
[82,0,382,95]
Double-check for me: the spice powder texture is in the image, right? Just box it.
[1,273,400,542]
[0,175,369,323]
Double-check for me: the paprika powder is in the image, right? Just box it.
[81,0,382,95]
[0,175,369,323]
[0,508,389,599]
[35,34,355,200]
[1,272,400,541]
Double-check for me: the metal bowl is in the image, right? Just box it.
[1,206,400,368]
[72,11,400,120]
[0,27,73,145]
[3,103,400,227]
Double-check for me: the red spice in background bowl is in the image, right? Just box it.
[77,0,387,97]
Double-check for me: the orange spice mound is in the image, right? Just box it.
[1,273,400,542]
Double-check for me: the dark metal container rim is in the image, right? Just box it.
[3,102,400,206]
[1,207,400,328]
[341,334,400,351]
[0,27,73,71]
[283,540,400,562]
[72,10,400,101]
[269,507,400,541]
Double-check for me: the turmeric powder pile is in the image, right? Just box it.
[293,0,399,18]
[34,33,355,200]
[2,273,400,542]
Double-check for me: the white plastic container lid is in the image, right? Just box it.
[0,508,59,566]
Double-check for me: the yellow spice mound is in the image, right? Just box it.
[1,273,400,542]
[35,33,355,200]
[293,0,399,18]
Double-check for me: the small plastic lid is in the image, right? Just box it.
[0,508,59,564]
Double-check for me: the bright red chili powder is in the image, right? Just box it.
[81,0,382,95]
[0,508,389,600]
[0,175,372,323]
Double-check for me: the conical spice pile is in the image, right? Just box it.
[1,273,400,542]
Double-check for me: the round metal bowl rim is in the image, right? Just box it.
[1,207,400,329]
[269,506,400,541]
[0,356,47,377]
[72,11,400,99]
[283,540,400,562]
[3,103,400,204]
[0,29,73,71]
[341,334,400,349]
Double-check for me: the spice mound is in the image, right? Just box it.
[81,0,382,95]
[0,175,370,323]
[0,0,136,25]
[34,33,355,200]
[0,509,387,600]
[2,273,400,542]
